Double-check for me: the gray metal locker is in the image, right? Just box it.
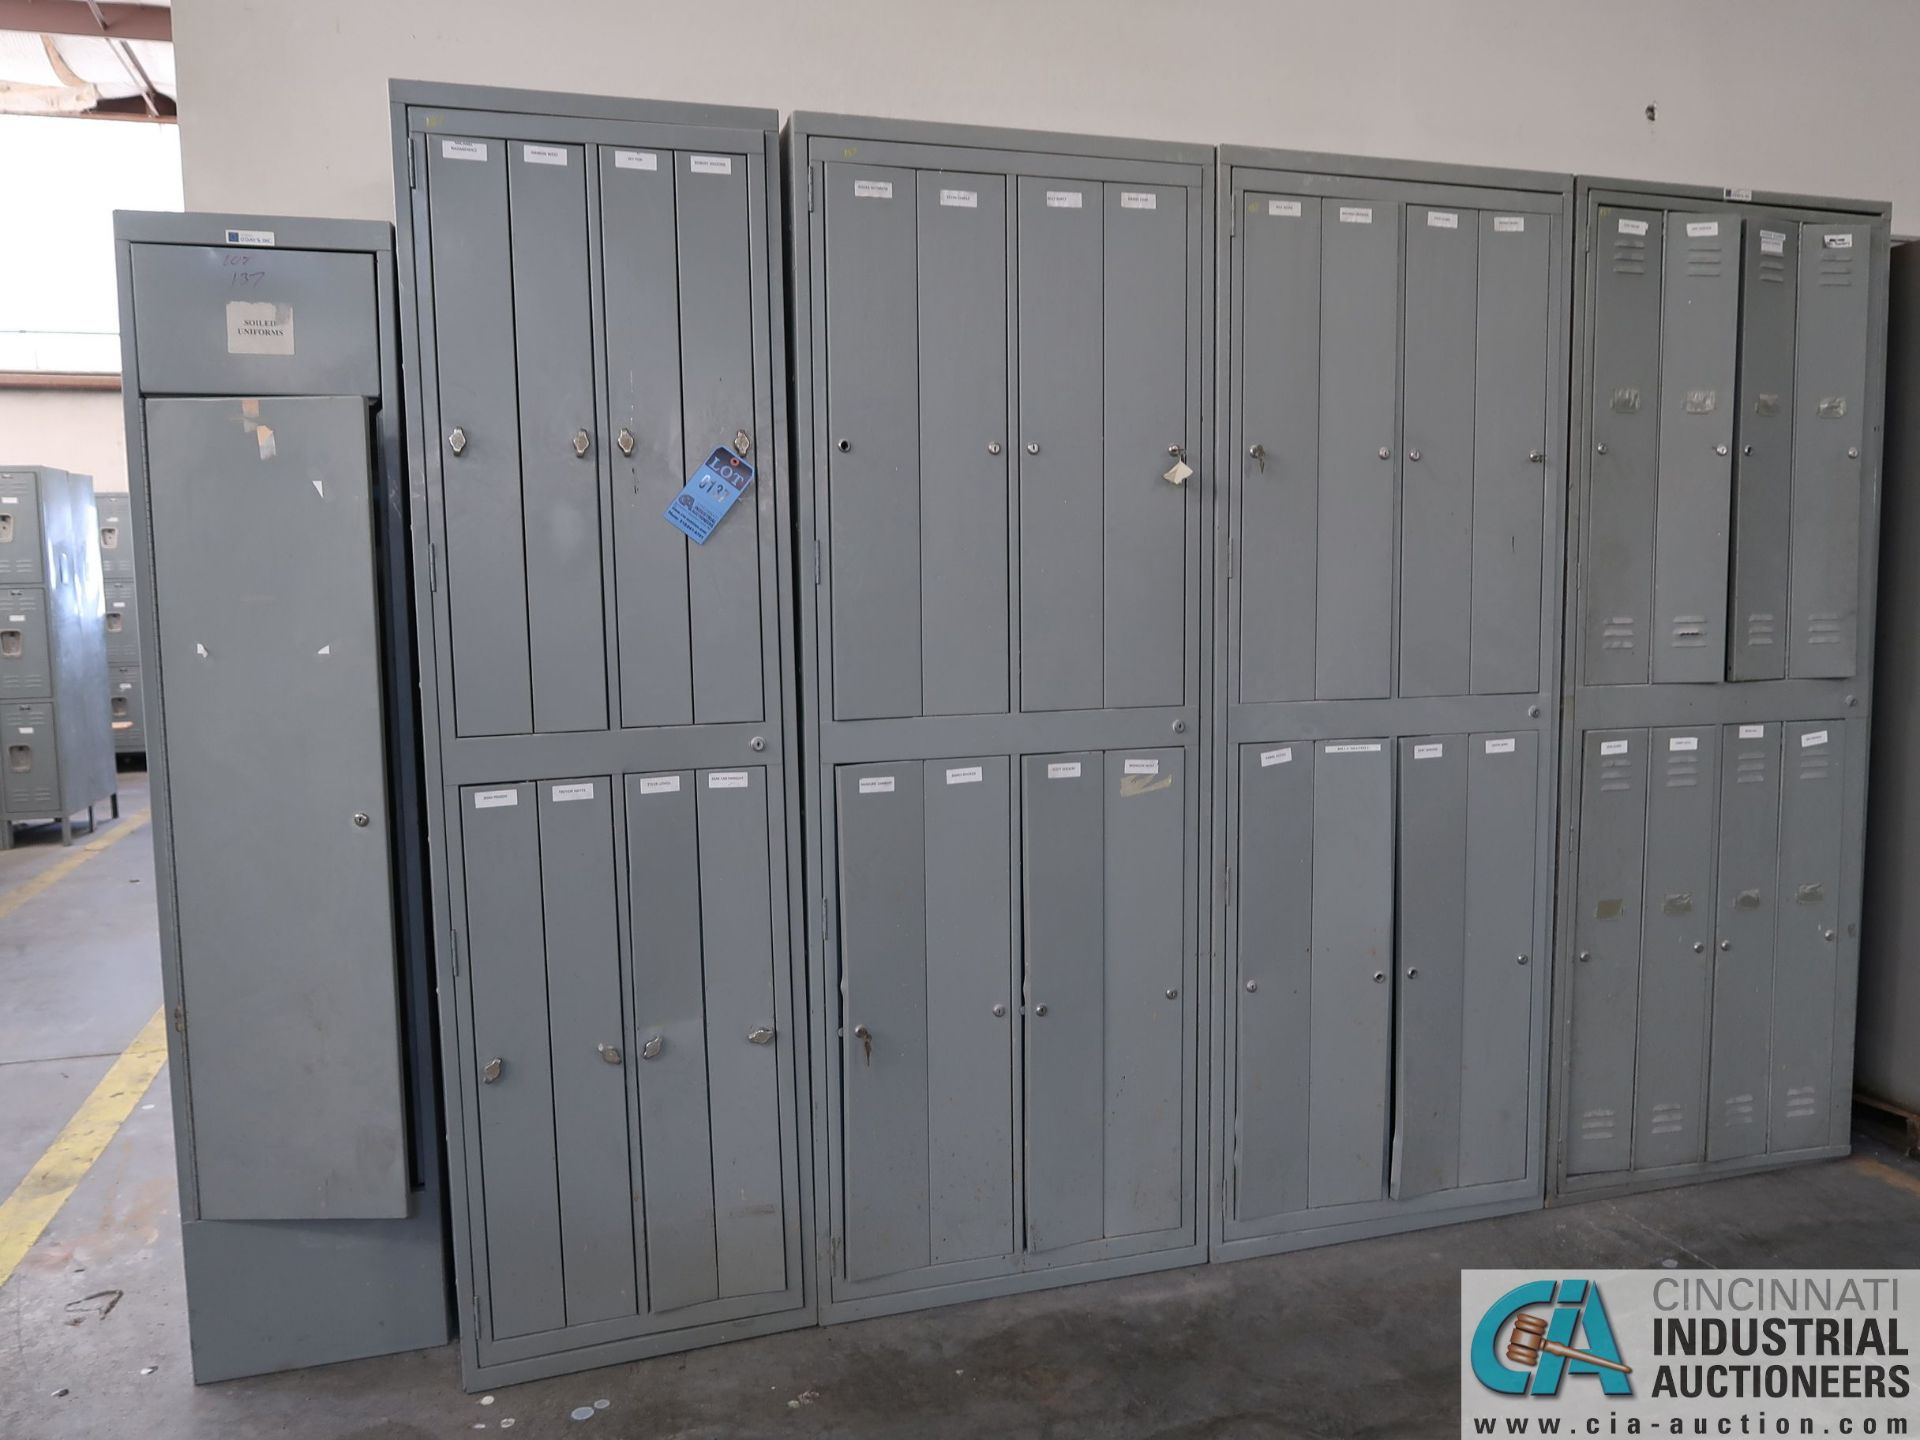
[1706,722,1781,1162]
[1771,721,1846,1151]
[0,472,45,583]
[96,492,136,579]
[1728,224,1798,681]
[103,579,140,664]
[0,587,50,698]
[108,664,144,750]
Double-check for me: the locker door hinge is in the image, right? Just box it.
[407,144,416,190]
[449,929,460,977]
[1224,865,1232,906]
[171,1004,186,1036]
[429,543,438,592]
[811,538,821,585]
[1226,546,1235,580]
[471,1290,481,1326]
[820,896,831,944]
[808,169,816,213]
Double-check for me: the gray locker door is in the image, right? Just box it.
[1392,735,1467,1199]
[1706,724,1782,1162]
[624,771,720,1313]
[1237,195,1320,704]
[2,702,53,812]
[143,397,407,1222]
[461,783,564,1340]
[824,164,921,720]
[1771,721,1845,1150]
[918,174,1010,718]
[1584,210,1663,686]
[508,141,606,733]
[1101,184,1187,710]
[535,778,636,1325]
[0,474,43,583]
[1565,730,1648,1176]
[1727,223,1798,681]
[1459,731,1538,1186]
[1315,203,1400,700]
[0,590,49,699]
[1398,208,1477,699]
[1632,727,1718,1169]
[1018,181,1104,713]
[98,496,134,579]
[1307,739,1393,1206]
[1022,751,1104,1249]
[1470,210,1552,695]
[1789,224,1873,679]
[104,581,140,665]
[1233,740,1314,1221]
[426,135,531,737]
[1652,213,1741,683]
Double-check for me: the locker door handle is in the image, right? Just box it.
[1247,443,1265,473]
[1527,450,1546,464]
[617,428,635,457]
[482,1057,503,1084]
[447,427,467,456]
[598,1043,624,1065]
[747,1026,776,1046]
[572,429,593,458]
[852,1024,872,1065]
[640,1035,664,1060]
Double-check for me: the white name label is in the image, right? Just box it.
[708,771,750,788]
[1047,761,1082,779]
[1670,736,1700,752]
[1119,191,1157,210]
[689,155,732,175]
[226,301,294,356]
[853,178,893,199]
[1326,742,1382,754]
[473,789,517,809]
[1760,229,1786,255]
[1493,215,1526,233]
[1046,190,1083,209]
[858,776,895,794]
[551,782,595,802]
[1123,758,1160,776]
[638,775,681,795]
[1724,186,1754,201]
[614,150,658,171]
[1618,218,1649,236]
[939,188,977,208]
[1426,211,1459,230]
[523,144,568,167]
[1485,737,1517,754]
[1825,232,1855,249]
[440,140,487,162]
[1268,199,1302,217]
[1260,746,1292,766]
[225,228,274,247]
[1601,739,1630,756]
[1739,724,1766,739]
[1687,220,1721,238]
[1802,729,1830,748]
[946,765,983,785]
[16,726,32,735]
[1414,743,1445,759]
[1339,205,1372,225]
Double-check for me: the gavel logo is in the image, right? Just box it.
[1505,1311,1634,1375]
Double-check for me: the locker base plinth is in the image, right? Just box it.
[461,1304,816,1392]
[1210,1187,1543,1265]
[1552,1142,1852,1205]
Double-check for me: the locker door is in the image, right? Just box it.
[1771,722,1845,1150]
[1392,735,1467,1199]
[918,174,1010,718]
[1316,203,1400,700]
[2,703,53,812]
[1632,727,1718,1168]
[1470,210,1552,696]
[1307,739,1393,1206]
[1706,724,1781,1161]
[1018,181,1104,713]
[0,475,43,583]
[0,590,49,699]
[1652,213,1741,683]
[1237,195,1321,704]
[1789,224,1873,679]
[1727,223,1798,681]
[1102,184,1188,710]
[1233,741,1313,1221]
[1584,210,1663,686]
[825,164,921,720]
[1565,731,1648,1176]
[103,581,140,665]
[427,136,530,738]
[1398,207,1477,699]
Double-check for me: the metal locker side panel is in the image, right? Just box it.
[1771,721,1846,1150]
[535,778,637,1325]
[1459,730,1539,1187]
[104,580,140,665]
[1632,726,1719,1169]
[460,783,566,1340]
[0,590,50,699]
[917,173,1010,718]
[1565,729,1648,1176]
[1391,735,1467,1200]
[0,473,44,583]
[834,762,932,1283]
[1232,741,1314,1221]
[677,150,765,724]
[695,767,788,1297]
[1789,224,1873,679]
[824,163,922,721]
[1397,207,1478,699]
[1021,751,1105,1250]
[1651,212,1741,683]
[1018,179,1105,713]
[923,755,1015,1265]
[623,771,719,1314]
[1469,209,1552,696]
[1314,201,1400,700]
[1706,724,1782,1162]
[1102,183,1187,710]
[1727,222,1798,681]
[1236,195,1321,704]
[508,141,607,733]
[1306,738,1393,1207]
[601,146,694,729]
[426,136,532,738]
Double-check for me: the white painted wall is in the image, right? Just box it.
[0,388,128,491]
[176,0,1920,231]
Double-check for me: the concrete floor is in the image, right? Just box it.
[4,770,1920,1439]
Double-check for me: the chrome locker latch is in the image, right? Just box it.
[852,1024,872,1065]
[572,429,593,459]
[747,1026,775,1047]
[447,427,467,456]
[640,1035,664,1061]
[616,428,635,457]
[1247,443,1266,473]
[482,1057,503,1084]
[1163,444,1193,487]
[597,1043,624,1065]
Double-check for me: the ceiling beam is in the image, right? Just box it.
[0,0,171,43]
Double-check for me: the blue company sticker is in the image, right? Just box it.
[664,444,755,545]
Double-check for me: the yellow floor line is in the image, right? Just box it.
[0,807,150,923]
[1850,1154,1920,1202]
[0,1005,169,1290]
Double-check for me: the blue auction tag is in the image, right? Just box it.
[664,444,755,545]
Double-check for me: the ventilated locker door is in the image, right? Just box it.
[2,703,53,812]
[1632,727,1718,1168]
[1565,730,1648,1175]
[824,164,921,721]
[1789,224,1873,679]
[1307,739,1393,1207]
[1706,723,1782,1161]
[1728,223,1798,681]
[1771,722,1845,1150]
[1652,213,1741,682]
[1232,741,1313,1221]
[426,136,531,737]
[109,665,143,747]
[1398,208,1477,699]
[103,581,140,665]
[1584,210,1663,686]
[0,475,43,583]
[1392,736,1467,1199]
[1470,211,1552,695]
[1316,204,1400,701]
[0,590,49,698]
[918,174,1010,718]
